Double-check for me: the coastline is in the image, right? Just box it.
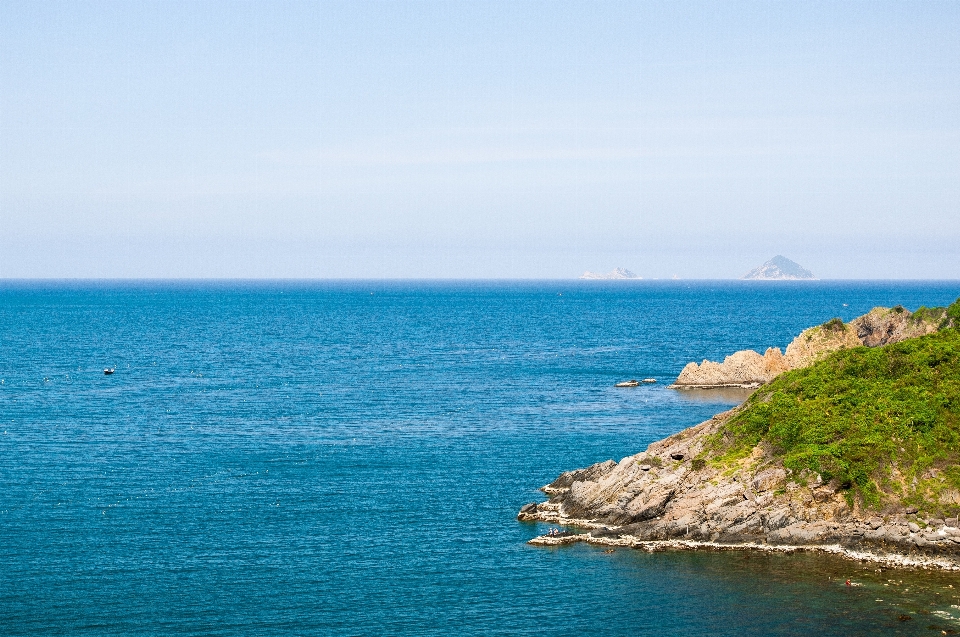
[518,405,960,572]
[525,529,960,572]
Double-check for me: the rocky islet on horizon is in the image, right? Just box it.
[580,268,641,280]
[519,300,960,569]
[742,255,816,280]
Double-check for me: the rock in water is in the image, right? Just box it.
[742,255,815,280]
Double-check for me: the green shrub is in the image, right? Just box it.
[947,297,960,327]
[822,317,846,332]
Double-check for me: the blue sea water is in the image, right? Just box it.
[3,280,960,636]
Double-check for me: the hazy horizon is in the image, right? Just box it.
[2,1,958,279]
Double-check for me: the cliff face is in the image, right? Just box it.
[852,306,944,347]
[671,306,949,389]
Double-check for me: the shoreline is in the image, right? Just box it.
[525,528,960,571]
[518,406,960,573]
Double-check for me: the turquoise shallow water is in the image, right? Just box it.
[3,280,960,636]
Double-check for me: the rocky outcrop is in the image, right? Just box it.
[518,409,960,568]
[671,306,951,389]
[673,348,789,388]
[852,306,944,347]
[781,320,862,369]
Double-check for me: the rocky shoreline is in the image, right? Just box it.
[519,408,960,570]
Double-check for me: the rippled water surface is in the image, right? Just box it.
[3,280,960,635]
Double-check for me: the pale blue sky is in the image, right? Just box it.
[1,1,958,278]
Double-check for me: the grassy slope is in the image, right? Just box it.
[709,299,960,516]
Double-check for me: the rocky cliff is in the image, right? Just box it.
[520,299,960,569]
[671,305,950,389]
[519,406,960,568]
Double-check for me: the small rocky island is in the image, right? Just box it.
[742,255,816,280]
[520,299,960,569]
[580,268,641,280]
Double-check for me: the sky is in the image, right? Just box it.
[1,1,958,279]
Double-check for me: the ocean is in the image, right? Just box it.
[3,280,960,636]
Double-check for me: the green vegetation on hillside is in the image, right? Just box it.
[708,298,960,515]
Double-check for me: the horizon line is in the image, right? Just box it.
[2,277,960,283]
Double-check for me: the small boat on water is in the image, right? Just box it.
[104,368,115,375]
[615,379,640,387]
[642,378,657,383]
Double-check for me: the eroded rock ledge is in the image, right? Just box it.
[671,306,948,389]
[518,409,960,569]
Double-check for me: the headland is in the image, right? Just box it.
[520,298,960,569]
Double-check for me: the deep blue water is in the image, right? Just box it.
[3,280,960,636]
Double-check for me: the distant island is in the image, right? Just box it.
[580,268,641,280]
[520,298,960,569]
[742,255,816,280]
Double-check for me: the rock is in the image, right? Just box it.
[852,306,943,347]
[640,464,651,471]
[908,522,920,533]
[544,460,617,493]
[868,517,883,530]
[671,348,789,388]
[752,468,787,492]
[670,453,684,461]
[783,322,862,369]
[905,506,919,514]
[519,502,540,514]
